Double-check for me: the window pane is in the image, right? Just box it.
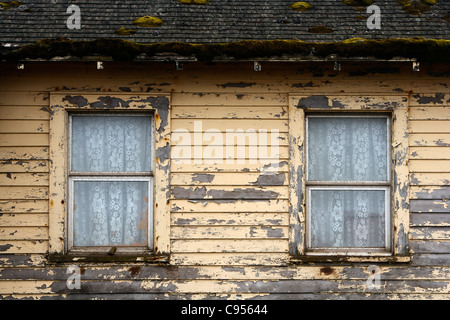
[71,115,151,172]
[310,189,386,248]
[307,117,388,181]
[73,181,149,247]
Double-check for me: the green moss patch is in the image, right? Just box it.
[0,1,22,10]
[397,0,437,15]
[114,27,137,36]
[4,37,450,63]
[308,25,334,33]
[133,16,163,27]
[342,0,374,6]
[290,2,313,11]
[178,0,210,4]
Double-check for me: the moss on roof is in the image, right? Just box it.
[0,1,22,10]
[178,0,210,4]
[290,2,313,12]
[397,0,437,15]
[132,16,163,27]
[114,27,137,36]
[342,0,374,6]
[308,25,334,33]
[3,37,450,63]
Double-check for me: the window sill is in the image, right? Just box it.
[289,254,411,265]
[47,253,170,264]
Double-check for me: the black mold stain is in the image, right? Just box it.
[0,244,13,252]
[62,95,88,107]
[296,95,329,109]
[413,93,445,105]
[155,142,170,163]
[192,173,215,183]
[171,186,280,199]
[217,82,256,88]
[252,173,286,186]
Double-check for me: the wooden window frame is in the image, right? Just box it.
[48,93,171,262]
[288,95,410,263]
[67,112,155,254]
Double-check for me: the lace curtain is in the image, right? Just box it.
[307,117,388,248]
[71,115,151,247]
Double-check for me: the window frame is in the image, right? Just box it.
[305,113,392,255]
[49,94,171,260]
[67,112,155,254]
[288,95,410,262]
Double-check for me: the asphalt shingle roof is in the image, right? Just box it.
[0,0,448,46]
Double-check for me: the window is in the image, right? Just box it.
[68,114,153,253]
[288,95,410,261]
[305,114,391,254]
[48,94,171,260]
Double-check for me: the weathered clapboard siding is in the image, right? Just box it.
[0,61,449,299]
[0,88,50,258]
[408,94,450,272]
[170,92,290,264]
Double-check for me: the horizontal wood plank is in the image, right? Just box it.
[410,173,450,186]
[410,147,450,160]
[0,134,48,147]
[0,187,48,200]
[410,134,450,147]
[410,120,450,133]
[171,199,289,213]
[0,213,48,227]
[172,119,288,132]
[171,239,288,253]
[171,160,289,173]
[171,186,288,200]
[0,106,49,120]
[171,226,288,239]
[411,213,450,227]
[410,227,450,240]
[172,106,288,119]
[0,160,49,173]
[171,93,288,106]
[0,92,48,106]
[0,200,48,213]
[171,172,288,186]
[0,227,48,241]
[0,173,48,186]
[0,240,48,254]
[171,212,289,226]
[0,147,48,160]
[410,107,450,120]
[410,186,450,200]
[410,199,450,213]
[410,160,450,173]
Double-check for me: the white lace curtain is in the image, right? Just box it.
[71,115,151,247]
[307,117,388,248]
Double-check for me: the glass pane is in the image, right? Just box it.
[71,115,151,172]
[307,117,388,181]
[310,189,386,248]
[73,181,149,247]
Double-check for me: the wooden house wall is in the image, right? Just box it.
[0,61,449,299]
